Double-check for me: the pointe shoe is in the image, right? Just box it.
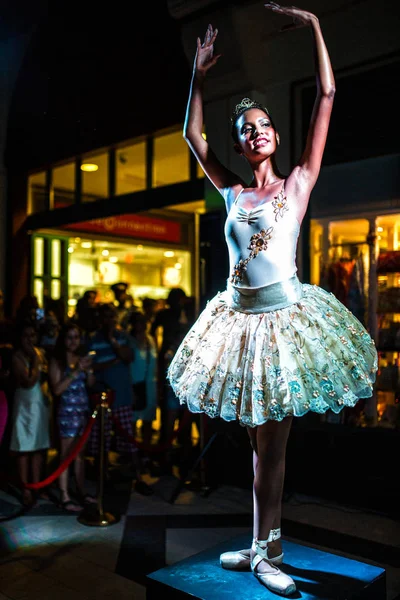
[251,538,296,597]
[220,528,284,570]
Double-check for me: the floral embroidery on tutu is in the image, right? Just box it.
[167,284,378,428]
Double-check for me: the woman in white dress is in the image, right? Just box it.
[10,321,51,507]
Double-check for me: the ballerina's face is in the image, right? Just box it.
[234,108,277,160]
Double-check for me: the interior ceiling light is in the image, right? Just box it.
[81,242,92,248]
[102,249,110,256]
[80,163,98,172]
[109,256,118,263]
[164,251,175,258]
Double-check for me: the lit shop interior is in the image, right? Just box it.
[31,206,201,318]
[66,236,192,315]
[310,214,400,428]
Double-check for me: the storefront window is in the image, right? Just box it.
[376,215,400,252]
[116,143,146,195]
[67,238,192,317]
[82,153,108,202]
[153,130,189,187]
[376,214,400,430]
[310,220,324,285]
[53,162,75,208]
[27,125,202,213]
[316,218,370,322]
[311,215,400,430]
[51,239,62,278]
[33,237,45,277]
[328,219,370,258]
[28,172,47,214]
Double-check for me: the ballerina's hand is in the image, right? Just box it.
[264,2,318,29]
[195,24,222,76]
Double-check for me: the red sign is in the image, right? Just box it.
[62,213,181,243]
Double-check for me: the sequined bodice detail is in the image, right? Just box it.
[224,185,300,289]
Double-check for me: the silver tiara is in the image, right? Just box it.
[230,98,269,123]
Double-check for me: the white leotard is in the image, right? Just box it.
[224,183,300,289]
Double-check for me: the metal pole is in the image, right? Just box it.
[78,392,120,526]
[97,399,106,517]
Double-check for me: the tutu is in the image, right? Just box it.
[167,278,378,427]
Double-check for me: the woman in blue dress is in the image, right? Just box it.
[49,323,96,512]
[167,3,378,596]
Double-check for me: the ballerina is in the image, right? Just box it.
[168,3,377,595]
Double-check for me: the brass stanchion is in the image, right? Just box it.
[78,392,120,526]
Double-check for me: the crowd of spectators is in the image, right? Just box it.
[0,283,196,511]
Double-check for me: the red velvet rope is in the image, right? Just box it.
[23,413,96,490]
[21,403,194,491]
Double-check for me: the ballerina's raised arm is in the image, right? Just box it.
[264,3,336,220]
